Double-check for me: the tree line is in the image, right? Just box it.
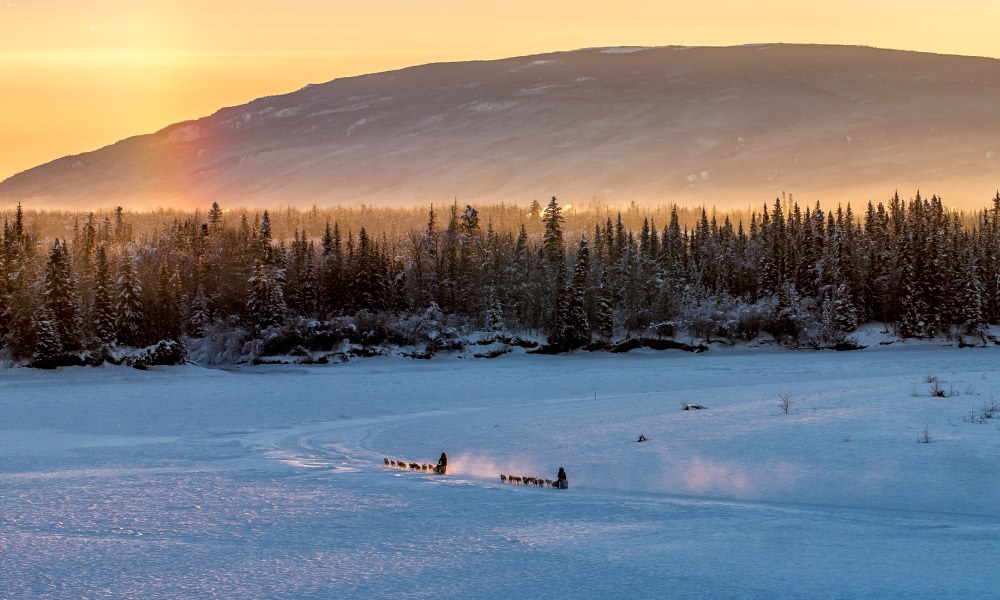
[2,192,999,366]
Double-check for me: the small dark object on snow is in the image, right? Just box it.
[682,403,706,411]
[637,435,647,442]
[437,452,448,475]
[555,466,568,489]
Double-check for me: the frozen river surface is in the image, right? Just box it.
[3,347,1000,598]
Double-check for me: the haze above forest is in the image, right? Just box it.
[3,44,1000,211]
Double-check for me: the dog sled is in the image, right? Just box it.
[499,466,568,489]
[383,452,448,475]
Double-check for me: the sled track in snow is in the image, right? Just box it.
[255,418,1000,541]
[247,412,452,477]
[245,404,1000,532]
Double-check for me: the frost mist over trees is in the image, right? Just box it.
[2,191,999,365]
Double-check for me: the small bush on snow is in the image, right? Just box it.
[187,320,252,365]
[258,317,352,355]
[779,392,795,414]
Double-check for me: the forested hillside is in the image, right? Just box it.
[2,192,998,366]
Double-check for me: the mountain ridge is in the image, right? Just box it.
[4,44,1000,210]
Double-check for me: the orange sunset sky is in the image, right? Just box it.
[2,0,1000,183]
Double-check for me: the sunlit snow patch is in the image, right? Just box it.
[600,47,649,54]
[466,101,516,113]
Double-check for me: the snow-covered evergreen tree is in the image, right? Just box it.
[247,260,285,331]
[896,264,927,338]
[189,284,211,338]
[31,306,63,367]
[546,262,569,349]
[4,252,38,360]
[485,287,505,333]
[593,273,615,340]
[352,227,390,312]
[115,246,145,347]
[92,246,115,345]
[958,249,985,335]
[541,196,565,265]
[563,238,591,349]
[824,283,859,342]
[159,266,184,340]
[300,245,319,317]
[319,221,344,315]
[775,280,806,341]
[461,204,480,233]
[42,240,82,352]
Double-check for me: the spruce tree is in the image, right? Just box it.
[208,202,223,233]
[247,260,285,332]
[32,306,63,367]
[164,267,184,340]
[775,280,804,341]
[115,246,145,347]
[563,238,591,349]
[541,196,565,265]
[593,280,615,339]
[958,250,985,336]
[42,240,82,352]
[353,227,389,312]
[5,252,38,360]
[528,199,542,219]
[829,283,859,341]
[112,206,132,244]
[189,284,211,338]
[258,210,274,264]
[547,262,569,349]
[896,251,927,338]
[320,221,344,315]
[92,246,115,345]
[300,244,319,316]
[461,205,480,233]
[485,287,505,333]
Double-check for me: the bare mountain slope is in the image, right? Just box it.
[4,44,1000,210]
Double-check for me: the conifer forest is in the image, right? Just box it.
[4,192,1000,367]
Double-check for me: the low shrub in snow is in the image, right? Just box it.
[187,320,253,365]
[779,392,795,414]
[123,340,187,369]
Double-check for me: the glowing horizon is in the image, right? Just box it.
[4,1,1000,183]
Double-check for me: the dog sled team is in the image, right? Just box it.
[500,466,568,490]
[383,451,569,490]
[383,452,448,475]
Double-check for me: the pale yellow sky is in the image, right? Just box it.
[2,0,1000,180]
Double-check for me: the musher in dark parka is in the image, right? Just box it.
[555,466,568,489]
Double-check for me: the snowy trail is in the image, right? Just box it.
[236,415,1000,600]
[4,347,1000,598]
[229,349,1000,521]
[247,389,1000,521]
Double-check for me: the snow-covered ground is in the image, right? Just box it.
[3,346,1000,598]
